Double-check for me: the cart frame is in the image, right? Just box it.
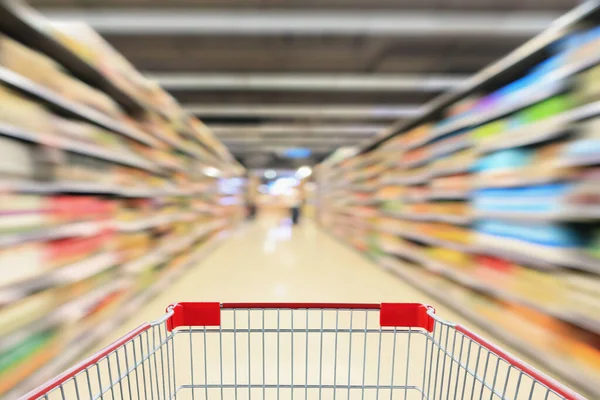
[20,302,586,400]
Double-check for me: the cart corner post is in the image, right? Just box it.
[166,302,222,331]
[379,302,435,332]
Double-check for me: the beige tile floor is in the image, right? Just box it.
[54,214,573,400]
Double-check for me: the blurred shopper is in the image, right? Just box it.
[245,174,259,220]
[286,187,302,225]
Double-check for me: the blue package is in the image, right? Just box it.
[564,139,600,156]
[475,220,583,247]
[474,149,533,172]
[472,183,572,213]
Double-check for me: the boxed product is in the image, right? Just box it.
[0,194,49,233]
[46,232,113,268]
[0,242,45,287]
[0,85,51,133]
[399,124,432,148]
[430,148,476,175]
[574,64,600,104]
[0,136,51,181]
[0,34,121,118]
[0,329,59,396]
[0,34,61,88]
[430,173,471,192]
[0,289,58,337]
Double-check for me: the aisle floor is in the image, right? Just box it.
[86,214,557,400]
[105,213,468,330]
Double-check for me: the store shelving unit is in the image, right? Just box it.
[0,2,244,397]
[317,1,600,397]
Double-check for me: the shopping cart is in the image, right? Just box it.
[21,303,586,400]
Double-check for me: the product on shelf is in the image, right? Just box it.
[0,85,51,133]
[0,34,122,118]
[0,4,241,396]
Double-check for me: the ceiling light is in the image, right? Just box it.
[203,167,220,177]
[296,166,312,179]
[264,169,277,179]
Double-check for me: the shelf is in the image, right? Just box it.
[477,116,571,155]
[426,116,474,145]
[0,67,157,147]
[473,168,569,188]
[0,252,117,307]
[431,139,472,158]
[405,252,577,324]
[0,122,160,173]
[357,1,600,154]
[0,179,203,197]
[156,132,207,160]
[0,2,243,397]
[0,2,147,116]
[428,189,471,200]
[402,157,430,169]
[378,255,600,399]
[379,243,428,265]
[475,233,600,274]
[475,100,600,155]
[116,212,194,233]
[558,152,600,168]
[122,247,168,274]
[0,280,127,355]
[382,173,429,186]
[429,162,473,178]
[122,220,225,273]
[0,220,112,248]
[0,212,213,253]
[6,231,228,400]
[474,205,600,221]
[470,79,566,127]
[378,225,474,253]
[383,211,430,222]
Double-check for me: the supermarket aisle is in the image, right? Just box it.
[80,213,568,400]
[101,213,465,334]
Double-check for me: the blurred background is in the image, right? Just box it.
[1,0,600,398]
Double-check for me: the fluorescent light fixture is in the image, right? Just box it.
[184,104,423,119]
[203,167,220,177]
[45,10,556,36]
[146,73,466,91]
[210,124,385,135]
[296,166,312,179]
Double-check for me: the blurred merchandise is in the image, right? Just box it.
[0,2,244,397]
[317,11,600,398]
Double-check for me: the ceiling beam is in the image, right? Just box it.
[44,9,559,36]
[146,73,465,91]
[222,137,362,144]
[208,124,385,136]
[184,104,422,119]
[228,144,338,152]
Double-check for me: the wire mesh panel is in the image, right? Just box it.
[22,303,584,400]
[177,307,426,400]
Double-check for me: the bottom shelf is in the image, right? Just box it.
[377,255,599,399]
[5,229,231,399]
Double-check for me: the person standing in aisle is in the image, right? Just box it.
[245,174,259,220]
[286,186,302,225]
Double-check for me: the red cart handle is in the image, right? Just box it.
[166,302,435,332]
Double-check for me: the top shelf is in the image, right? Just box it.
[359,0,600,154]
[0,0,146,116]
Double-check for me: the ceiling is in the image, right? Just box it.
[31,0,579,169]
